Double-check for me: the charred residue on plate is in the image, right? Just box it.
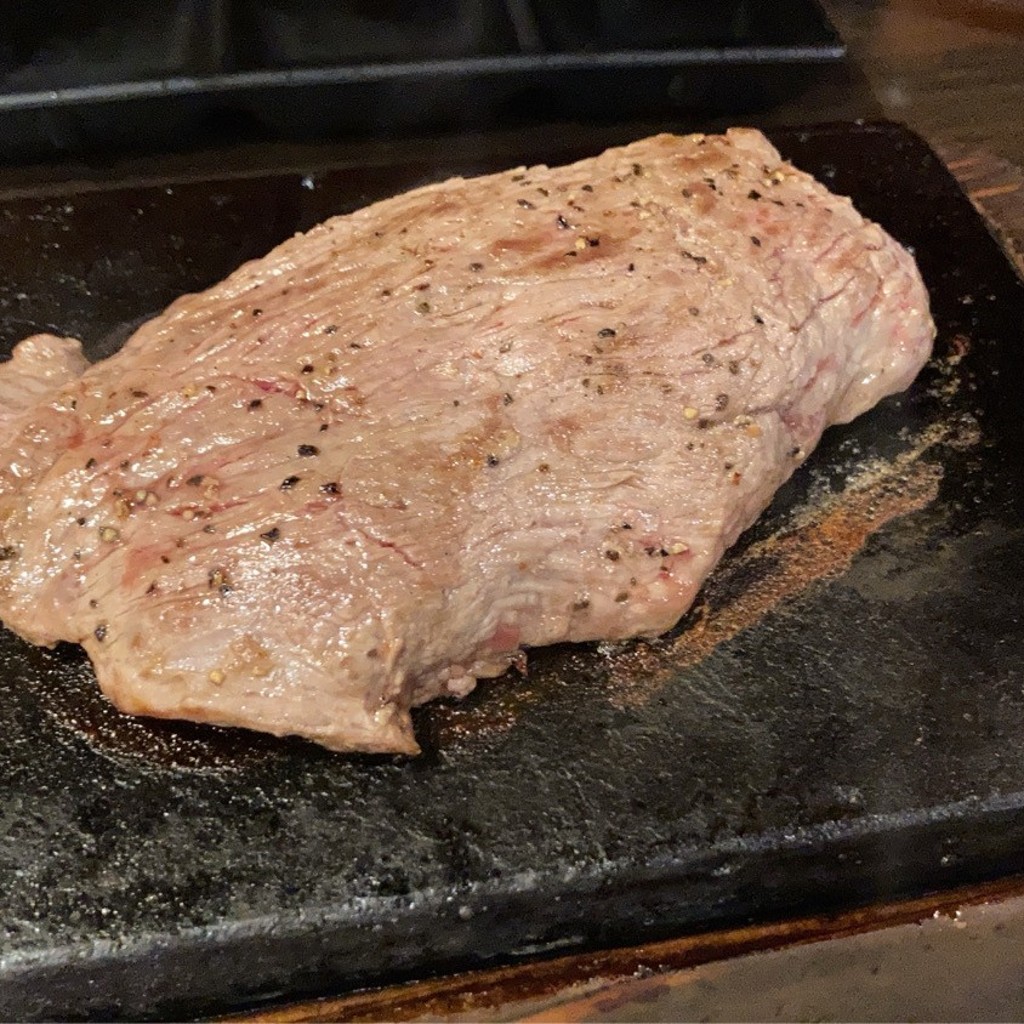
[17,641,285,775]
[424,671,534,749]
[603,408,980,709]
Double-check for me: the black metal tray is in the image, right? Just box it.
[1,121,1024,1021]
[0,0,842,160]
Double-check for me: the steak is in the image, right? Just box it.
[0,131,934,754]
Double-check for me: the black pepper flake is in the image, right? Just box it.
[715,393,730,411]
[297,444,319,457]
[681,250,708,265]
[537,187,549,197]
[160,554,171,564]
[260,527,281,544]
[627,262,635,272]
[597,327,616,338]
[556,214,571,229]
[186,474,204,486]
[632,162,644,176]
[751,236,762,247]
[416,300,431,314]
[202,524,216,533]
[748,189,762,201]
[321,325,337,336]
[0,545,17,562]
[681,188,692,198]
[280,475,301,490]
[689,306,700,317]
[615,592,629,603]
[703,177,718,192]
[94,624,107,641]
[789,446,802,458]
[605,549,620,561]
[753,313,765,325]
[511,173,525,182]
[469,261,484,271]
[85,457,97,469]
[76,516,86,525]
[146,582,158,595]
[319,423,329,432]
[320,482,340,495]
[252,308,263,316]
[573,597,591,610]
[517,198,536,210]
[130,389,149,398]
[119,459,130,470]
[697,418,711,430]
[701,353,715,365]
[587,237,600,247]
[301,364,314,374]
[581,184,593,192]
[583,354,594,365]
[503,392,514,406]
[728,360,741,375]
[381,288,392,297]
[248,398,263,409]
[486,454,500,467]
[205,385,217,393]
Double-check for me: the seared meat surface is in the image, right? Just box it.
[0,131,934,753]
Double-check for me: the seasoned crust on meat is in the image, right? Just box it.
[0,131,934,753]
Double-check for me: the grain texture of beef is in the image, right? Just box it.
[0,131,934,754]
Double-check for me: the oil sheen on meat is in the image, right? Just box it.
[0,131,935,753]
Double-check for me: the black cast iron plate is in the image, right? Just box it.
[0,122,1023,1020]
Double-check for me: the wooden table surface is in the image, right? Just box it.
[821,0,1024,167]
[231,875,1024,1022]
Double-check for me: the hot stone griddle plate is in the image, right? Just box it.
[0,122,1023,1021]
